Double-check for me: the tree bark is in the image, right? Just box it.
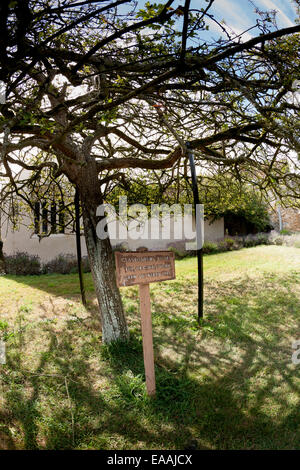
[83,211,129,343]
[75,167,129,343]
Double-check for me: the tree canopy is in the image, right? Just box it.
[0,0,299,200]
[0,0,299,342]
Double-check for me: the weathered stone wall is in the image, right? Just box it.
[1,210,224,262]
[270,206,300,232]
[281,208,300,232]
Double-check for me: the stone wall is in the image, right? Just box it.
[281,208,300,232]
[270,206,300,232]
[1,210,225,262]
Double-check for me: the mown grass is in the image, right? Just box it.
[0,245,300,450]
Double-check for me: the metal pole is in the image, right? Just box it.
[277,201,283,232]
[186,142,203,321]
[75,188,87,307]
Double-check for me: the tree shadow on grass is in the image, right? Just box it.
[3,272,98,313]
[148,272,300,448]
[1,272,300,449]
[3,334,58,449]
[0,419,16,450]
[1,328,300,450]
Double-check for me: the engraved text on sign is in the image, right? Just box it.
[115,251,175,287]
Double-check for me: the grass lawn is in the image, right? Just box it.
[0,245,300,450]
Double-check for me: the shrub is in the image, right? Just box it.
[81,256,91,273]
[256,234,270,245]
[233,238,244,250]
[113,243,129,252]
[242,234,270,248]
[223,237,236,250]
[280,229,292,235]
[243,238,256,248]
[43,254,90,274]
[167,246,189,260]
[202,242,218,254]
[216,240,228,252]
[43,254,76,274]
[217,238,241,252]
[5,251,41,275]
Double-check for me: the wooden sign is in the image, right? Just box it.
[114,251,175,287]
[115,250,176,397]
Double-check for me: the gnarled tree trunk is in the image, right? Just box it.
[75,165,129,344]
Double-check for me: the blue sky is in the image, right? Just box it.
[137,0,299,41]
[206,0,298,40]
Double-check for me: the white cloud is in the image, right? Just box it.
[257,0,295,26]
[220,23,254,41]
[212,0,253,28]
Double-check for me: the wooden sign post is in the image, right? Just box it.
[139,283,156,396]
[115,250,176,397]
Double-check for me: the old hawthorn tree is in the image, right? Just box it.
[0,0,299,342]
